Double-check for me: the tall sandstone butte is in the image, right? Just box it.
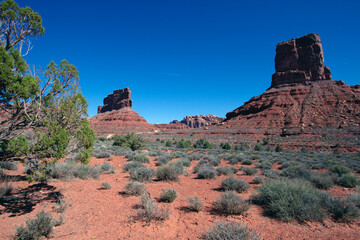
[224,33,360,146]
[89,88,155,134]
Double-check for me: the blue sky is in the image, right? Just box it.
[16,0,360,123]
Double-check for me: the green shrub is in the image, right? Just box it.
[261,169,280,179]
[331,163,352,176]
[125,181,146,196]
[222,143,231,150]
[348,194,360,208]
[309,174,333,190]
[176,139,192,149]
[221,177,249,193]
[226,155,243,165]
[74,164,102,179]
[14,210,54,240]
[0,161,18,170]
[112,133,146,151]
[159,188,177,202]
[281,166,312,180]
[123,161,144,172]
[193,138,213,149]
[275,145,283,152]
[155,156,171,166]
[256,160,272,170]
[321,194,360,222]
[241,167,258,176]
[94,151,111,158]
[197,165,216,179]
[252,176,264,184]
[165,140,172,147]
[156,162,184,181]
[130,167,155,182]
[257,179,326,222]
[47,163,101,180]
[100,163,116,174]
[215,191,250,215]
[138,193,170,222]
[254,144,263,151]
[187,196,203,212]
[216,166,238,176]
[203,221,260,240]
[337,174,359,188]
[241,159,252,165]
[102,182,112,190]
[176,158,191,167]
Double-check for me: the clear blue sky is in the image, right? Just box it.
[16,0,360,123]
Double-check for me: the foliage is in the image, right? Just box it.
[215,191,250,215]
[14,210,53,240]
[0,160,17,170]
[221,177,250,193]
[123,161,144,172]
[193,138,213,149]
[175,139,192,149]
[222,143,231,150]
[129,167,155,182]
[112,133,146,151]
[124,181,146,196]
[187,196,203,212]
[165,140,171,147]
[138,193,170,222]
[159,188,177,203]
[216,166,238,176]
[322,194,360,223]
[257,179,326,222]
[203,221,260,240]
[241,167,258,176]
[336,174,359,188]
[101,182,111,190]
[252,176,264,184]
[197,165,216,179]
[0,180,13,197]
[100,162,115,174]
[156,162,184,181]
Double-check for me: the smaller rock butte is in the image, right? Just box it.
[180,115,225,128]
[97,87,132,114]
[271,33,331,88]
[89,88,155,134]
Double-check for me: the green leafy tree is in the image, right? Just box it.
[0,1,94,167]
[112,133,146,151]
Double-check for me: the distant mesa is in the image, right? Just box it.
[224,33,360,134]
[271,33,331,88]
[89,88,155,134]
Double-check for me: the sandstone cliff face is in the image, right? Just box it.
[180,115,225,128]
[225,33,360,134]
[90,88,155,134]
[98,88,132,114]
[271,33,331,88]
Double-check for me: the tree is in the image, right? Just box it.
[0,0,94,165]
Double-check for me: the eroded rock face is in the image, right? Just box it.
[154,123,190,130]
[98,88,133,113]
[180,115,225,128]
[271,33,331,88]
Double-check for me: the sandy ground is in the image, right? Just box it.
[1,155,359,240]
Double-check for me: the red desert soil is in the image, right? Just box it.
[1,156,359,240]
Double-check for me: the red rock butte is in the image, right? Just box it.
[89,88,156,134]
[223,33,360,138]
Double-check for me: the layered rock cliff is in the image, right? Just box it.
[180,115,225,128]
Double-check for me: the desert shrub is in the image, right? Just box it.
[309,173,333,190]
[193,160,208,173]
[275,145,284,152]
[187,196,203,212]
[155,156,171,166]
[130,167,155,182]
[206,155,221,166]
[215,191,250,215]
[241,167,258,176]
[197,165,216,179]
[176,139,192,149]
[241,159,252,165]
[138,193,170,222]
[216,166,238,176]
[94,151,111,158]
[176,158,191,167]
[226,155,243,165]
[281,166,312,180]
[112,133,146,151]
[221,177,249,193]
[0,181,13,197]
[254,144,263,151]
[102,182,112,190]
[193,138,213,149]
[188,153,204,161]
[123,161,144,172]
[54,199,68,213]
[156,162,184,181]
[321,194,360,222]
[252,176,264,184]
[336,174,359,188]
[261,169,280,179]
[14,210,54,240]
[257,179,326,222]
[222,143,231,150]
[348,194,360,208]
[74,164,102,179]
[256,160,272,170]
[159,188,177,202]
[100,163,116,174]
[127,153,150,163]
[125,181,146,196]
[0,161,18,171]
[98,137,107,141]
[165,140,172,147]
[331,163,352,176]
[203,221,260,240]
